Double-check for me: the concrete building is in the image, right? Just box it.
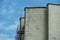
[16,3,60,40]
[16,17,25,40]
[19,17,25,40]
[24,7,48,40]
[48,4,60,40]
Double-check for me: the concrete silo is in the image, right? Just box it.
[24,7,48,40]
[17,17,25,40]
[48,4,60,40]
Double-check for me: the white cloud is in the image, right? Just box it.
[0,20,19,31]
[0,0,20,40]
[5,20,19,31]
[0,33,15,40]
[0,22,6,29]
[0,21,19,40]
[6,23,18,31]
[0,22,4,27]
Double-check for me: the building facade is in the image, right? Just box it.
[16,17,25,40]
[24,7,48,40]
[48,4,60,40]
[16,3,60,40]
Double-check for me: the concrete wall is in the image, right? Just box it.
[20,17,24,30]
[19,17,25,40]
[48,4,60,40]
[24,7,48,40]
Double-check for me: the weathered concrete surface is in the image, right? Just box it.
[20,17,24,29]
[48,4,60,40]
[16,17,24,40]
[19,17,24,40]
[24,7,47,40]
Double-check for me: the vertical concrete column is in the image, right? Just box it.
[48,4,60,40]
[20,17,24,40]
[20,17,24,30]
[24,7,47,40]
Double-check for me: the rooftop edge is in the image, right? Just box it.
[24,7,47,10]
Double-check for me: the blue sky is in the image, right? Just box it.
[0,0,60,40]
